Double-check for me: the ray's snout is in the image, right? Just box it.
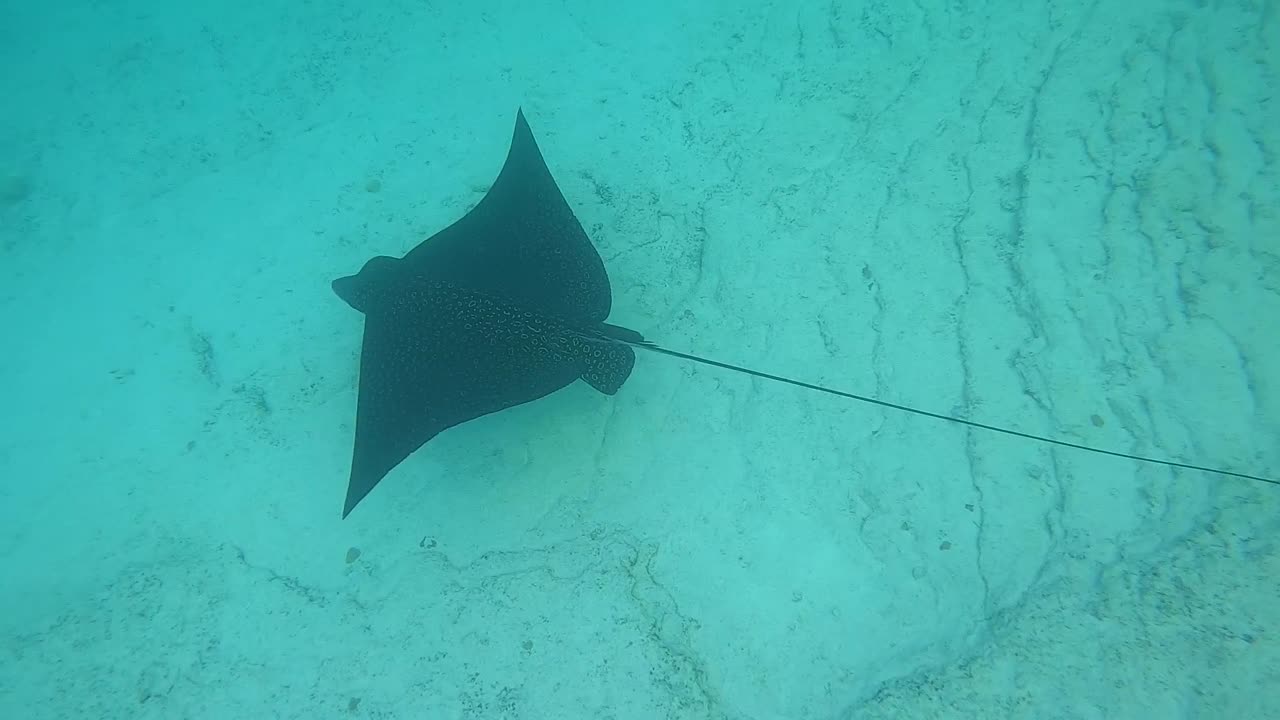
[333,255,400,313]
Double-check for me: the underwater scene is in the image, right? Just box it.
[1,1,1277,718]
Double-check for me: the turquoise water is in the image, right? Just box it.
[1,1,1277,718]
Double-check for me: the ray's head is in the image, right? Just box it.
[332,255,401,314]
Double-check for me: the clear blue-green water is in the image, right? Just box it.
[1,1,1277,718]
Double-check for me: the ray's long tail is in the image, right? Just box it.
[596,325,1277,488]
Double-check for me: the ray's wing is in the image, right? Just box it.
[401,109,612,324]
[340,280,584,518]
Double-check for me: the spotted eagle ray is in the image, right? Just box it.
[333,109,1275,519]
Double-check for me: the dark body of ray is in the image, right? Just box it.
[334,110,1275,520]
[333,110,642,518]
